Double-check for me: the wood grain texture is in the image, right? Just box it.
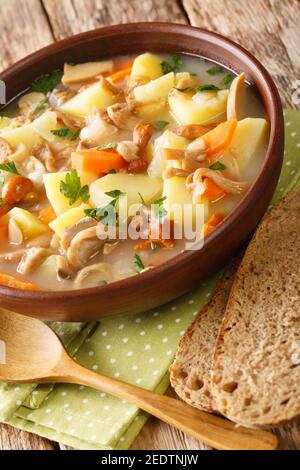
[0,0,299,451]
[182,0,300,107]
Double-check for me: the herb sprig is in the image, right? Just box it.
[97,142,118,150]
[51,127,81,141]
[161,54,183,74]
[84,190,126,225]
[0,161,19,175]
[32,70,63,93]
[33,97,49,115]
[60,170,90,206]
[153,196,167,221]
[221,74,234,86]
[207,65,224,75]
[209,161,227,171]
[134,254,145,273]
[177,84,220,93]
[154,120,169,132]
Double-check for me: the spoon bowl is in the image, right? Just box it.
[0,310,278,450]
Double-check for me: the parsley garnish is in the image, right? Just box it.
[221,74,234,86]
[209,161,227,171]
[33,97,49,115]
[177,84,220,93]
[51,127,80,141]
[154,120,169,132]
[60,170,90,205]
[0,161,19,175]
[97,142,118,150]
[153,196,167,221]
[207,65,224,75]
[0,175,5,188]
[32,70,63,93]
[134,254,145,273]
[0,197,3,207]
[84,190,125,225]
[161,54,183,74]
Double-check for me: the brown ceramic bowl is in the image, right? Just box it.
[0,22,283,321]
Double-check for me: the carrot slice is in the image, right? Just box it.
[72,149,127,174]
[0,272,40,291]
[109,66,132,84]
[203,178,226,201]
[203,213,224,237]
[39,206,57,225]
[202,118,237,157]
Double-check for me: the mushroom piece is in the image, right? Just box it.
[32,142,56,172]
[8,218,24,245]
[50,233,61,251]
[56,110,85,131]
[60,216,98,252]
[66,226,107,270]
[74,262,113,289]
[17,247,52,275]
[227,72,245,120]
[186,168,250,198]
[163,167,191,179]
[56,255,74,281]
[0,137,11,163]
[26,231,53,248]
[103,241,120,255]
[17,156,46,190]
[80,110,118,146]
[172,123,217,140]
[9,143,29,163]
[107,102,140,130]
[116,141,140,161]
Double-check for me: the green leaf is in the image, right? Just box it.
[32,98,49,115]
[138,192,146,206]
[105,190,125,199]
[134,254,145,273]
[161,54,183,74]
[60,170,90,205]
[32,70,63,93]
[209,161,227,171]
[51,127,81,141]
[177,84,220,93]
[97,142,118,150]
[107,169,117,174]
[0,197,3,207]
[198,57,206,64]
[153,195,167,221]
[0,161,19,175]
[221,74,234,86]
[207,65,224,75]
[0,175,5,188]
[154,120,169,132]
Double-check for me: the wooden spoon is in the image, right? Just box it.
[0,310,278,450]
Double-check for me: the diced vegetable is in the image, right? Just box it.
[148,130,188,179]
[89,173,163,213]
[0,207,49,240]
[72,148,127,175]
[0,272,40,291]
[133,72,174,103]
[203,178,226,201]
[168,89,228,125]
[202,118,237,157]
[203,213,224,237]
[32,254,58,284]
[130,53,163,83]
[1,175,34,205]
[62,61,113,84]
[49,204,90,238]
[59,81,118,117]
[43,170,97,215]
[0,124,41,151]
[225,118,268,172]
[31,111,62,143]
[0,117,11,130]
[39,206,57,225]
[134,101,166,121]
[108,66,132,84]
[163,176,210,226]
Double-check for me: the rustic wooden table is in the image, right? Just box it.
[0,0,299,451]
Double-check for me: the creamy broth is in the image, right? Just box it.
[0,53,268,291]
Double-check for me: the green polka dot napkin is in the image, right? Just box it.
[0,109,299,450]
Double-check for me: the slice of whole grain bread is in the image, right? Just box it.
[169,264,238,413]
[211,187,300,428]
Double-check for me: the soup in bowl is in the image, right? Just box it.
[0,24,283,320]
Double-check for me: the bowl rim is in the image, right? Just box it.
[0,21,284,302]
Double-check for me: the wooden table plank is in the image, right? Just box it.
[0,0,299,451]
[182,0,300,108]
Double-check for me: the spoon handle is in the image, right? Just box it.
[55,358,277,450]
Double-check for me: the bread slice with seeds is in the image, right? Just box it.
[170,264,238,413]
[211,187,300,428]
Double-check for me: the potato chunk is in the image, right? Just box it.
[133,72,174,103]
[0,207,49,240]
[130,53,163,83]
[0,125,41,151]
[62,61,113,84]
[168,89,228,125]
[49,204,91,238]
[148,130,188,179]
[44,171,97,216]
